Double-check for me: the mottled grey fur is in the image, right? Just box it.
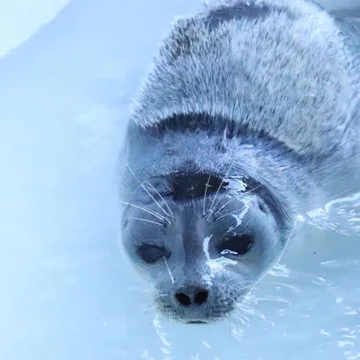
[119,0,360,324]
[131,0,359,157]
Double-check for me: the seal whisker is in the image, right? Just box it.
[163,257,175,284]
[212,192,237,217]
[119,199,167,222]
[126,216,164,227]
[261,281,301,293]
[244,184,262,196]
[206,158,238,220]
[246,294,291,305]
[203,173,212,216]
[221,279,256,292]
[125,160,172,224]
[144,181,174,220]
[216,206,250,221]
[232,311,248,326]
[212,190,250,218]
[157,293,169,298]
[206,180,226,220]
[212,183,260,219]
[235,301,264,319]
[233,305,251,324]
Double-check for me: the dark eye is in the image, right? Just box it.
[137,244,170,264]
[218,234,254,256]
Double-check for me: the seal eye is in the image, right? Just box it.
[218,234,254,256]
[137,244,170,264]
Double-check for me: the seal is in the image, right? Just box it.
[119,0,360,324]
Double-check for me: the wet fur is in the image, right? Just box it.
[131,0,359,157]
[119,0,360,323]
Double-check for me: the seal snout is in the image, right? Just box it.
[175,286,209,307]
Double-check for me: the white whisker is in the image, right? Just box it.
[244,184,262,196]
[163,257,175,284]
[125,160,172,224]
[144,181,174,219]
[233,312,247,326]
[157,293,168,298]
[207,179,226,220]
[216,207,248,221]
[212,194,237,217]
[203,174,212,216]
[246,294,291,305]
[127,217,164,227]
[119,199,166,222]
[206,159,237,219]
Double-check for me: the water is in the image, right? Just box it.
[0,0,359,359]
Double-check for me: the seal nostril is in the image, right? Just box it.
[194,290,208,305]
[175,292,191,306]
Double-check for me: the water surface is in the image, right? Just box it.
[0,1,360,359]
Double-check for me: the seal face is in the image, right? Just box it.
[121,113,295,323]
[121,161,291,323]
[119,0,360,323]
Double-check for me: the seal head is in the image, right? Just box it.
[121,118,294,323]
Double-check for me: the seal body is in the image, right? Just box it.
[119,0,360,323]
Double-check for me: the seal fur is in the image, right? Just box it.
[131,0,359,157]
[119,0,360,324]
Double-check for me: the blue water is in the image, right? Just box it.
[0,1,359,359]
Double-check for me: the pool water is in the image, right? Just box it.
[0,0,359,359]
